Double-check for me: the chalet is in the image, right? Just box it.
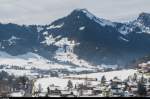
[48,84,62,96]
[130,87,138,95]
[47,84,77,97]
[110,78,124,96]
[92,88,102,95]
[127,81,138,96]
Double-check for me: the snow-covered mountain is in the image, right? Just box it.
[0,9,150,68]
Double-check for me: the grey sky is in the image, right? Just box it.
[0,0,150,25]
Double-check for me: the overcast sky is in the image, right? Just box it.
[0,0,150,25]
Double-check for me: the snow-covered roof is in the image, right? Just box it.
[61,91,71,95]
[10,92,24,97]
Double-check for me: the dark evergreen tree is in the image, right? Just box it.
[47,87,50,94]
[16,76,29,90]
[137,81,147,96]
[101,75,106,85]
[67,80,73,91]
[132,73,138,82]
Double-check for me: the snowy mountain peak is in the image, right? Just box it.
[137,12,150,27]
[130,12,150,34]
[69,9,115,27]
[138,12,150,20]
[70,8,95,19]
[72,8,89,13]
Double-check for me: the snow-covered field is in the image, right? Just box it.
[68,69,137,81]
[34,77,99,92]
[0,51,138,96]
[34,69,137,92]
[0,50,97,75]
[0,51,51,69]
[0,49,102,76]
[0,49,136,82]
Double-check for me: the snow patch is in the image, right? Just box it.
[55,38,74,47]
[47,23,64,29]
[133,20,150,34]
[54,39,94,68]
[37,26,43,32]
[43,31,49,36]
[119,36,129,42]
[41,34,56,46]
[79,26,85,31]
[3,36,20,46]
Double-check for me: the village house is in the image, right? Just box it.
[48,84,62,96]
[127,82,138,96]
[46,84,77,97]
[92,87,103,95]
[109,78,124,97]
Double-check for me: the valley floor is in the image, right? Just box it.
[0,52,149,97]
[0,68,150,97]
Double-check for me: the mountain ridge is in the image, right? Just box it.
[0,9,150,67]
